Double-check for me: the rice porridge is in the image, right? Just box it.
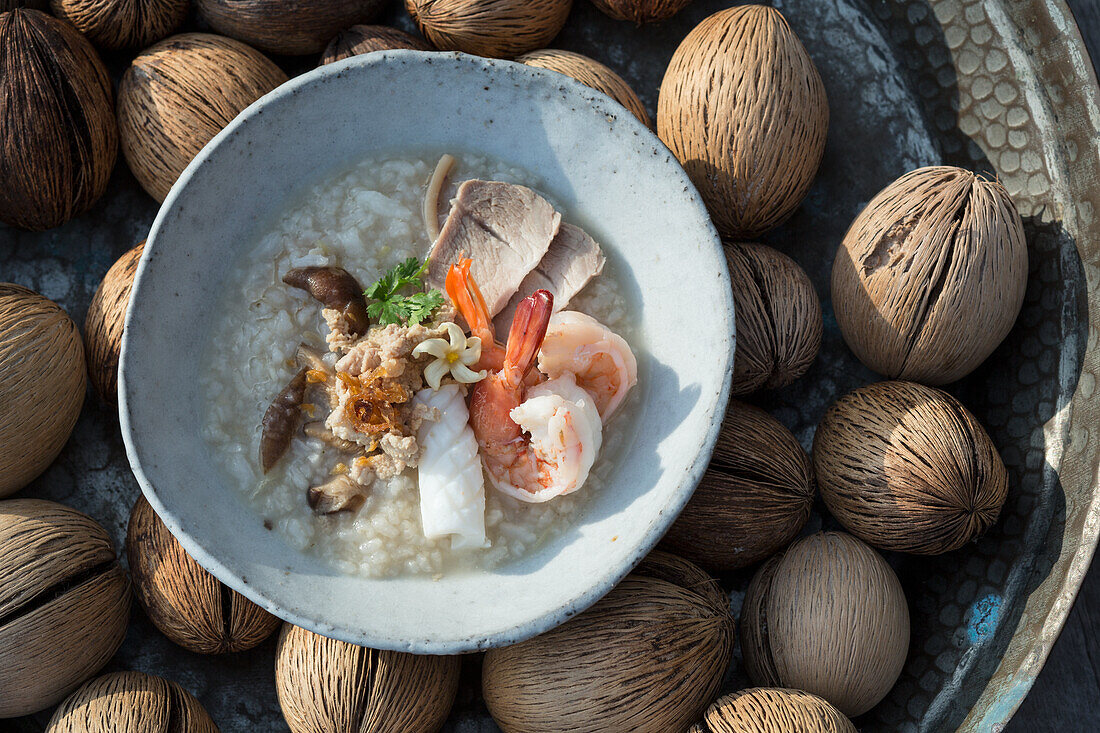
[200,153,638,578]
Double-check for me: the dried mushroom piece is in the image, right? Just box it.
[127,495,280,654]
[483,551,734,733]
[307,475,367,515]
[812,380,1008,555]
[690,688,856,733]
[275,623,461,733]
[405,0,572,59]
[660,401,813,571]
[46,671,218,733]
[284,266,371,339]
[260,367,309,473]
[0,499,131,717]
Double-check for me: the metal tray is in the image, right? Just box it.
[4,0,1099,730]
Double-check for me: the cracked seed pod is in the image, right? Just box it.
[118,33,288,202]
[661,401,813,571]
[742,532,909,718]
[831,166,1027,385]
[813,380,1008,555]
[517,49,650,127]
[658,5,828,239]
[589,0,691,23]
[0,499,131,717]
[726,243,821,394]
[0,284,85,497]
[85,242,144,405]
[128,494,280,654]
[319,24,432,65]
[197,0,388,55]
[405,0,572,59]
[276,623,460,733]
[483,551,734,733]
[0,9,117,230]
[690,688,856,733]
[46,671,217,732]
[50,0,187,50]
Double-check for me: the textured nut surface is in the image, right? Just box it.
[518,48,650,126]
[117,33,287,202]
[46,671,218,732]
[197,0,388,55]
[483,551,734,733]
[405,0,572,58]
[741,532,909,717]
[589,0,693,24]
[319,24,432,65]
[658,5,828,238]
[50,0,187,49]
[831,165,1028,385]
[0,9,117,230]
[0,284,85,496]
[661,401,813,570]
[85,242,143,405]
[690,687,856,733]
[813,380,1009,554]
[0,499,131,717]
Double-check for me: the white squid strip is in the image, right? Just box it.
[423,153,456,243]
[414,385,488,549]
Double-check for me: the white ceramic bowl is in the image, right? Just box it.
[120,51,734,654]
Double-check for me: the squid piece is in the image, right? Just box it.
[307,475,366,515]
[260,367,308,473]
[413,385,488,549]
[283,266,370,338]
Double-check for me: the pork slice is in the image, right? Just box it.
[493,223,606,331]
[426,179,560,317]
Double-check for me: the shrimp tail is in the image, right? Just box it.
[445,258,493,340]
[502,290,553,387]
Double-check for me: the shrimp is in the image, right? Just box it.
[537,311,638,420]
[445,257,505,372]
[470,291,603,503]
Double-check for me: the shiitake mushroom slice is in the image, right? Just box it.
[283,266,370,338]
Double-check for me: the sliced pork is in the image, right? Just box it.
[494,223,606,331]
[426,180,560,317]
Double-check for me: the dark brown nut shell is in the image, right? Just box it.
[590,0,692,23]
[517,49,650,127]
[46,671,218,732]
[483,551,734,733]
[741,532,909,717]
[118,33,288,202]
[320,24,432,65]
[831,166,1028,385]
[127,494,280,654]
[690,688,856,733]
[50,0,187,50]
[658,5,828,239]
[197,0,388,55]
[812,380,1009,555]
[84,242,144,405]
[405,0,573,59]
[275,623,460,733]
[0,1,49,10]
[0,499,131,717]
[726,243,822,394]
[0,284,86,497]
[661,401,813,571]
[0,9,117,230]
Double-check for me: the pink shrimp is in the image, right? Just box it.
[470,290,603,503]
[445,258,505,373]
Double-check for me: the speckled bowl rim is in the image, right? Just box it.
[118,51,734,653]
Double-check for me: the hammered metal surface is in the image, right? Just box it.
[1,1,1098,731]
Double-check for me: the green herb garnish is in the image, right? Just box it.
[364,257,444,326]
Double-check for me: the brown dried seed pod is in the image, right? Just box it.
[741,532,909,718]
[49,0,187,50]
[128,494,280,654]
[405,0,573,59]
[726,243,822,394]
[319,24,432,65]
[658,5,828,239]
[0,9,117,230]
[275,623,460,733]
[690,688,856,733]
[589,0,691,23]
[831,166,1028,385]
[0,499,131,717]
[118,33,288,202]
[84,242,144,405]
[660,401,813,571]
[197,0,388,55]
[0,0,48,10]
[483,551,734,733]
[0,284,86,497]
[46,671,218,732]
[812,380,1009,555]
[517,48,650,127]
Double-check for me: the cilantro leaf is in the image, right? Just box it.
[363,258,442,326]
